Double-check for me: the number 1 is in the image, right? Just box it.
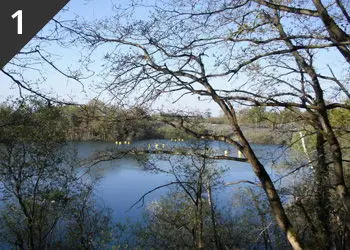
[12,10,23,35]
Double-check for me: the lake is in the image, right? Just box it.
[74,140,289,223]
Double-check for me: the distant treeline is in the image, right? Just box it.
[1,99,348,144]
[0,99,189,142]
[61,100,159,141]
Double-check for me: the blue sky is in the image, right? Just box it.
[1,0,348,117]
[1,0,222,115]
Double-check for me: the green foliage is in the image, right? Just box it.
[132,192,213,249]
[290,128,317,154]
[0,99,115,249]
[120,187,288,249]
[329,106,350,131]
[0,99,67,145]
[59,100,165,141]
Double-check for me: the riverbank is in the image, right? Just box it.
[67,124,293,145]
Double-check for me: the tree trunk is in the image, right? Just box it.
[197,60,304,248]
[216,99,304,250]
[314,130,331,249]
[206,181,223,250]
[272,9,350,219]
[312,0,350,64]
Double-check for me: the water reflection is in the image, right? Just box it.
[77,140,286,223]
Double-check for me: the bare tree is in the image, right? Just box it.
[1,16,88,105]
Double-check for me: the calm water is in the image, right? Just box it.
[75,140,288,223]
